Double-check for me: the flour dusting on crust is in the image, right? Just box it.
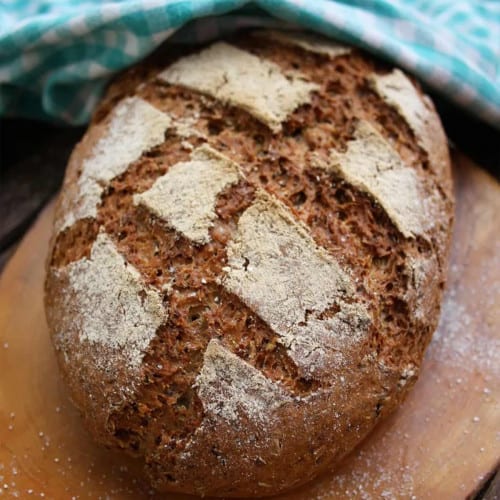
[134,145,242,244]
[223,190,370,377]
[196,339,292,424]
[319,120,425,238]
[253,29,351,58]
[159,42,318,133]
[58,97,172,231]
[57,232,166,372]
[369,69,448,175]
[406,255,439,321]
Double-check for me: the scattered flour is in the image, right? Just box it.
[432,290,500,377]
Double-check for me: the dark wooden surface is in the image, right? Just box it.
[0,99,498,499]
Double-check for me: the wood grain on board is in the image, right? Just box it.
[0,152,498,499]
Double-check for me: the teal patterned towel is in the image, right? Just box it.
[1,1,499,128]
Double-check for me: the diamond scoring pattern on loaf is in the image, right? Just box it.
[52,53,433,412]
[57,96,172,232]
[222,189,371,378]
[47,32,453,495]
[56,232,166,373]
[159,42,319,133]
[133,145,242,244]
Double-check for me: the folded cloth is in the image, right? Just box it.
[1,0,499,129]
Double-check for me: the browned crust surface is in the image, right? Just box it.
[44,30,454,497]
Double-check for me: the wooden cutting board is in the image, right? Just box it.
[0,152,498,499]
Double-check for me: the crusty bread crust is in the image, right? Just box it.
[45,30,454,497]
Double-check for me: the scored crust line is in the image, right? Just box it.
[133,145,242,244]
[312,120,427,239]
[368,69,449,176]
[222,189,371,379]
[159,41,319,133]
[195,339,293,424]
[55,232,167,374]
[57,97,172,232]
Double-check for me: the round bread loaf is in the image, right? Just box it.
[45,30,454,497]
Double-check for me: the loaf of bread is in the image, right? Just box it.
[45,30,454,497]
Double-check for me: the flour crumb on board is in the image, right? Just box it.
[312,443,417,499]
[432,289,500,377]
